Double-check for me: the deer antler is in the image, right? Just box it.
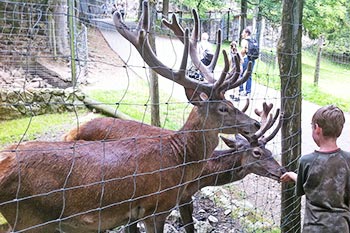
[255,102,273,126]
[241,99,250,113]
[162,10,220,83]
[113,1,252,100]
[249,102,281,145]
[260,111,284,144]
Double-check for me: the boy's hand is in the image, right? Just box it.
[280,172,297,182]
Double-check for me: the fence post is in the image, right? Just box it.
[226,10,230,41]
[278,0,303,232]
[68,0,77,88]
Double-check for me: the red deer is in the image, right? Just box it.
[63,103,285,233]
[0,3,260,233]
[64,103,285,233]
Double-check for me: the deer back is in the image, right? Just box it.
[63,117,173,142]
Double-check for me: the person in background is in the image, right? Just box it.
[229,41,243,101]
[198,32,213,66]
[112,1,126,19]
[281,105,350,233]
[239,27,255,96]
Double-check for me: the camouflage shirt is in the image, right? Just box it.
[296,149,350,233]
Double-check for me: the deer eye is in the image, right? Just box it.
[252,148,262,158]
[218,106,229,113]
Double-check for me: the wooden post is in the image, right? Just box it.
[314,35,324,86]
[68,0,77,88]
[149,0,160,127]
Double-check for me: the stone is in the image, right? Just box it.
[208,215,218,223]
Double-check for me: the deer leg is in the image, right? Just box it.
[123,221,140,233]
[143,213,167,233]
[1,205,58,233]
[179,201,195,233]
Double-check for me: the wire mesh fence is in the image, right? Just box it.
[1,0,349,233]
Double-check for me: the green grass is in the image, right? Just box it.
[0,110,90,149]
[0,213,6,225]
[0,79,192,149]
[86,79,192,131]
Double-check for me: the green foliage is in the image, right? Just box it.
[303,0,348,40]
[256,0,282,25]
[172,0,225,18]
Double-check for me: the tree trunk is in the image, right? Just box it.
[277,0,303,232]
[83,97,133,120]
[149,0,160,127]
[314,35,324,86]
[255,3,263,44]
[162,0,169,20]
[161,0,169,29]
[49,0,69,58]
[239,0,248,46]
[138,0,143,20]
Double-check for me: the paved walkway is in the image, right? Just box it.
[93,18,350,154]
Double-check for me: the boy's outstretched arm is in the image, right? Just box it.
[280,172,297,182]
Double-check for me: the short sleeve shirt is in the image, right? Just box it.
[240,36,250,57]
[296,149,350,232]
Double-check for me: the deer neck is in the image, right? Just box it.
[197,149,247,187]
[177,107,220,158]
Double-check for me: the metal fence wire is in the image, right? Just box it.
[3,0,346,233]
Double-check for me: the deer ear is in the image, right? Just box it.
[185,88,208,106]
[199,92,209,101]
[235,134,248,144]
[220,136,236,148]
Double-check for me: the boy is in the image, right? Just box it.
[281,105,350,232]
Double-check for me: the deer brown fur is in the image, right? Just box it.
[63,117,169,142]
[0,3,260,233]
[63,105,285,233]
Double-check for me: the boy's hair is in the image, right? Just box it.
[312,105,345,138]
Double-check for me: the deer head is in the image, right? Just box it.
[221,102,286,180]
[112,0,259,139]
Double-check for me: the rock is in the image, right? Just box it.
[224,209,232,216]
[208,215,219,223]
[195,220,213,233]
